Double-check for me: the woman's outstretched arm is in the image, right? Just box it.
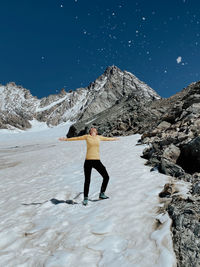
[58,135,87,141]
[99,135,120,141]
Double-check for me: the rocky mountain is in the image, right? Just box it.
[0,65,160,130]
[140,81,200,267]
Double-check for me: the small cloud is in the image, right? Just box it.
[176,56,182,64]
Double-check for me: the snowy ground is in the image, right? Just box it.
[0,121,178,267]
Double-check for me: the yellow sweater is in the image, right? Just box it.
[66,134,116,160]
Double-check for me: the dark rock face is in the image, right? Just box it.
[167,196,200,267]
[159,158,185,178]
[138,81,200,266]
[77,65,160,122]
[177,137,200,174]
[67,94,161,137]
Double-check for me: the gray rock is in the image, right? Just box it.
[160,157,185,177]
[157,121,171,129]
[192,181,200,195]
[167,196,200,267]
[163,144,181,163]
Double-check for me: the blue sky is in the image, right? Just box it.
[0,0,200,98]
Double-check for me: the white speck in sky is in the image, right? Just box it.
[41,56,45,60]
[176,56,182,63]
[142,17,146,20]
[164,70,167,73]
[60,4,63,8]
[136,30,139,33]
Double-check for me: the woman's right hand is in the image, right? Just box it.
[58,137,66,141]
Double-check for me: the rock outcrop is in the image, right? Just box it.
[139,81,200,266]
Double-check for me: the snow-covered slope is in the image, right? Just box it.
[0,66,161,130]
[0,122,177,267]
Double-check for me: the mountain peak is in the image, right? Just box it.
[104,65,122,75]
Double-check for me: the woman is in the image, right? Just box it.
[59,127,119,205]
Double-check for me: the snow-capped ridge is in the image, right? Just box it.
[0,65,161,130]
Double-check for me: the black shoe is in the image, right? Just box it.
[83,197,88,205]
[99,192,109,199]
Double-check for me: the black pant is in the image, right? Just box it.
[83,159,110,198]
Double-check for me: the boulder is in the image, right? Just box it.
[160,158,185,177]
[162,144,181,163]
[156,121,171,129]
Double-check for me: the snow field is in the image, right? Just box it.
[0,122,177,266]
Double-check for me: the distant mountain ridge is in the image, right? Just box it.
[0,65,160,130]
